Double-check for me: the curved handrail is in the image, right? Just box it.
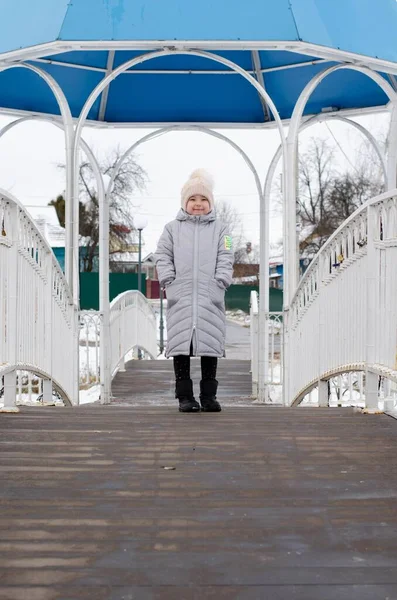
[110,289,156,318]
[290,188,397,309]
[1,189,76,405]
[0,188,73,306]
[109,290,158,380]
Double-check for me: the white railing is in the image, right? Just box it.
[109,290,157,376]
[79,310,101,388]
[250,290,283,402]
[287,189,397,408]
[0,190,78,408]
[79,291,158,397]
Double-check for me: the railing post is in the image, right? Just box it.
[365,204,379,411]
[318,379,329,407]
[44,246,53,403]
[3,371,17,410]
[119,298,126,372]
[282,310,290,406]
[159,285,165,355]
[72,305,80,406]
[42,379,53,404]
[250,292,259,398]
[365,370,379,411]
[3,202,19,411]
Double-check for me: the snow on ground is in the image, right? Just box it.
[226,309,250,327]
[79,384,101,405]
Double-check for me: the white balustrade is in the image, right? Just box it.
[0,190,78,407]
[79,291,158,397]
[250,290,283,402]
[250,291,259,397]
[287,189,397,407]
[79,310,101,387]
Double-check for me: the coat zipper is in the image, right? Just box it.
[192,218,199,354]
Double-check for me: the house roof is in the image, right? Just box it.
[26,205,66,248]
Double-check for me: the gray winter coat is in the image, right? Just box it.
[155,209,234,358]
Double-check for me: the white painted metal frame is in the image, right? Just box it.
[0,104,389,132]
[283,65,397,406]
[0,190,77,407]
[104,125,270,402]
[79,291,157,397]
[109,291,157,376]
[104,124,272,402]
[250,291,283,402]
[287,188,397,409]
[72,49,287,404]
[2,45,397,409]
[285,65,397,307]
[0,63,75,294]
[262,111,389,403]
[2,39,397,78]
[0,114,113,405]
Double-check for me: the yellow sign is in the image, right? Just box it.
[224,235,232,251]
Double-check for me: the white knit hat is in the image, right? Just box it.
[181,169,214,211]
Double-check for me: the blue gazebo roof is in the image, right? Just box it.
[0,0,396,125]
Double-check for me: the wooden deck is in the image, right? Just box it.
[1,405,397,599]
[111,359,253,406]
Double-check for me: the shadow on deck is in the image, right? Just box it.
[1,406,397,598]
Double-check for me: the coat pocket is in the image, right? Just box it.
[209,278,225,308]
[165,279,180,308]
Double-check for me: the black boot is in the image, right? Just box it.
[176,379,201,413]
[200,379,222,412]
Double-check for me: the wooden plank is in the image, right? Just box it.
[1,407,397,598]
[111,359,253,406]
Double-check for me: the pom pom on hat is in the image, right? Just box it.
[181,168,215,211]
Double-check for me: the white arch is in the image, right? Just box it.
[104,124,274,403]
[106,125,262,197]
[284,65,397,408]
[285,64,397,307]
[264,112,390,405]
[0,63,75,290]
[0,114,107,405]
[72,48,286,404]
[0,115,105,291]
[265,112,389,217]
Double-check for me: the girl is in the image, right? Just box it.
[155,169,234,413]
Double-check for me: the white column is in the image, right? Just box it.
[4,203,19,410]
[365,370,379,411]
[42,379,53,404]
[65,127,75,296]
[318,380,329,407]
[258,191,270,403]
[43,246,53,404]
[365,204,379,411]
[99,179,111,404]
[387,104,397,190]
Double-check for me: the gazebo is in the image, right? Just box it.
[1,0,397,403]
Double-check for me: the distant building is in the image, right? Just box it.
[269,256,311,289]
[231,257,311,289]
[110,251,157,279]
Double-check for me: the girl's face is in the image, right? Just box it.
[186,194,211,215]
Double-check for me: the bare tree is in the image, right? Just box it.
[298,138,335,228]
[216,199,247,263]
[298,136,384,256]
[52,147,147,272]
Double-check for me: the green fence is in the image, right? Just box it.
[79,275,282,313]
[225,285,283,314]
[79,273,146,310]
